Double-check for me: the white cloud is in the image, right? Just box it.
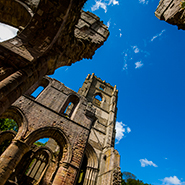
[151,29,165,42]
[139,0,149,4]
[120,33,122,37]
[107,19,111,28]
[135,61,143,69]
[0,23,18,42]
[127,127,131,133]
[123,63,128,70]
[115,121,131,144]
[162,176,182,185]
[122,52,128,71]
[139,158,158,167]
[91,0,119,13]
[108,0,119,5]
[91,0,107,13]
[132,45,140,53]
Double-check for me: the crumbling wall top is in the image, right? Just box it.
[155,0,185,30]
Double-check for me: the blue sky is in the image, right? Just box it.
[1,0,185,184]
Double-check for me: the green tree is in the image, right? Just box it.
[122,172,136,182]
[121,172,151,185]
[0,118,18,132]
[180,1,185,9]
[0,118,18,155]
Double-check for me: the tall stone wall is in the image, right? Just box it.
[0,0,109,115]
[0,74,121,185]
[0,76,96,185]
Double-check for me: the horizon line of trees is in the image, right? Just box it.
[121,172,151,185]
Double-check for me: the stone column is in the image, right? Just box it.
[52,163,78,185]
[0,139,29,185]
[0,59,48,115]
[0,61,15,82]
[0,131,16,145]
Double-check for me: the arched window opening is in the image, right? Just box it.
[77,143,99,185]
[26,77,50,98]
[10,135,63,185]
[63,102,75,117]
[0,118,18,155]
[60,95,80,118]
[95,94,102,101]
[26,150,49,183]
[93,93,103,107]
[77,155,88,185]
[99,85,105,91]
[31,86,44,98]
[0,23,18,42]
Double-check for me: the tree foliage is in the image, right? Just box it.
[180,1,185,9]
[0,118,18,155]
[0,118,18,132]
[121,172,151,185]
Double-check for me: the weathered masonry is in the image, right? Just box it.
[155,0,185,30]
[0,74,121,185]
[0,0,109,115]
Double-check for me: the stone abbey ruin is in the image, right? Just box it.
[0,74,121,185]
[0,0,184,184]
[0,0,122,185]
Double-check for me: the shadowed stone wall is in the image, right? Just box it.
[0,0,109,115]
[155,0,185,30]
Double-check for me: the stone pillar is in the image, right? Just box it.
[0,61,15,81]
[0,139,29,185]
[52,163,78,185]
[0,131,16,145]
[0,59,48,115]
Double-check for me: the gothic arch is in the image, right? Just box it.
[0,0,72,61]
[60,94,80,118]
[0,0,33,29]
[24,127,72,163]
[0,106,28,139]
[0,130,16,144]
[25,76,51,97]
[85,143,98,169]
[24,146,53,184]
[80,143,99,185]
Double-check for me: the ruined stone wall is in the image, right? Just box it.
[0,74,121,185]
[0,76,96,185]
[0,0,109,115]
[155,0,185,30]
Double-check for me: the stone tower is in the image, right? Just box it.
[78,73,121,185]
[0,74,121,185]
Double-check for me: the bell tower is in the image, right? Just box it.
[78,73,118,148]
[78,74,121,185]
